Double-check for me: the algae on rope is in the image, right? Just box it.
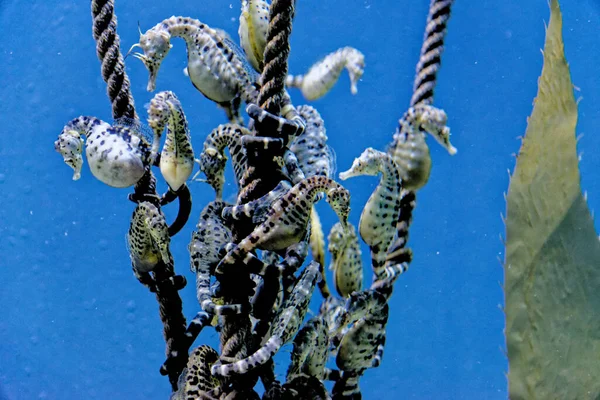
[504,0,600,398]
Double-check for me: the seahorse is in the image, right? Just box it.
[319,295,347,342]
[211,261,320,377]
[193,123,250,198]
[388,104,456,190]
[239,0,270,72]
[339,147,402,280]
[215,175,351,275]
[188,201,245,316]
[170,345,221,400]
[55,116,151,188]
[335,289,389,372]
[131,16,258,105]
[286,315,330,381]
[328,221,363,298]
[286,47,365,101]
[290,105,336,181]
[290,105,336,294]
[126,201,171,290]
[146,91,194,191]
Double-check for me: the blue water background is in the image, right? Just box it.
[2,1,600,399]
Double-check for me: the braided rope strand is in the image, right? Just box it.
[386,0,453,268]
[91,0,137,120]
[257,0,295,115]
[90,1,190,390]
[410,0,453,107]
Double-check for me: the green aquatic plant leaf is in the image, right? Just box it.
[504,0,600,398]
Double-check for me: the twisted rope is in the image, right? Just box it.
[90,1,188,390]
[214,2,297,396]
[387,0,453,266]
[257,0,296,116]
[410,0,453,107]
[91,0,137,120]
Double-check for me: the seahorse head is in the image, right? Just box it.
[344,47,365,95]
[54,130,84,181]
[198,147,227,198]
[326,186,351,232]
[412,105,457,155]
[338,147,382,180]
[340,289,385,325]
[130,29,172,91]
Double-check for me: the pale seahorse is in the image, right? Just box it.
[211,261,320,377]
[237,0,364,100]
[286,47,365,101]
[328,221,363,298]
[146,91,194,191]
[215,175,351,275]
[239,0,270,72]
[126,201,171,290]
[193,123,250,199]
[339,147,403,280]
[170,345,221,400]
[130,16,258,106]
[55,116,151,188]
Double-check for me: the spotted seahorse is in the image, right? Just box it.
[170,345,221,400]
[339,147,402,280]
[286,47,365,101]
[146,91,194,191]
[335,289,389,372]
[211,261,320,377]
[290,105,337,181]
[188,201,245,316]
[238,0,270,72]
[289,105,336,295]
[131,16,258,105]
[388,104,456,190]
[286,315,330,381]
[193,123,250,199]
[126,201,172,290]
[55,116,151,188]
[328,221,363,298]
[215,175,351,275]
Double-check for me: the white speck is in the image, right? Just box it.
[64,231,68,236]
[474,61,478,65]
[231,17,235,22]
[229,3,233,8]
[72,221,77,225]
[57,52,62,56]
[436,251,440,255]
[30,210,33,215]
